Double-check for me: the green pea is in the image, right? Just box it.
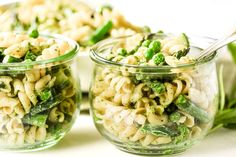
[29,28,39,38]
[169,112,181,122]
[142,40,151,47]
[142,26,151,33]
[144,48,154,60]
[153,53,165,65]
[175,95,188,107]
[117,48,127,56]
[149,40,161,53]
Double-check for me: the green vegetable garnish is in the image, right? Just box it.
[39,88,53,101]
[141,124,179,137]
[173,48,190,59]
[214,109,236,128]
[89,20,113,45]
[145,80,166,94]
[142,40,151,47]
[172,33,190,59]
[178,33,190,48]
[212,64,236,131]
[144,48,154,60]
[149,40,161,53]
[47,123,64,139]
[153,53,165,65]
[22,113,48,127]
[3,55,22,63]
[29,28,39,38]
[175,95,211,123]
[30,94,63,115]
[169,112,181,123]
[24,51,37,61]
[117,48,127,56]
[174,125,190,144]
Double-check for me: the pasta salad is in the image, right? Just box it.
[0,0,146,51]
[90,33,219,154]
[0,32,79,150]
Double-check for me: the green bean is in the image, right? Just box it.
[22,113,48,127]
[175,95,211,123]
[30,94,63,115]
[89,20,113,45]
[141,124,179,137]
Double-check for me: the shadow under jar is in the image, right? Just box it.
[0,32,81,151]
[89,33,219,155]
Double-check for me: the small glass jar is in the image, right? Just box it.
[89,34,219,155]
[0,33,80,151]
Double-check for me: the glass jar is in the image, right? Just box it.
[0,33,80,151]
[89,34,219,155]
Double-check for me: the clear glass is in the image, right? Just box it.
[89,34,219,155]
[0,34,81,151]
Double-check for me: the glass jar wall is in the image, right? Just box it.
[89,34,219,155]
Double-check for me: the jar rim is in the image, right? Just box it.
[0,32,79,70]
[90,33,217,71]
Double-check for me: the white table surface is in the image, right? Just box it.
[0,114,235,157]
[0,0,236,156]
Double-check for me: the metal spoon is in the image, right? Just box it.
[197,30,236,61]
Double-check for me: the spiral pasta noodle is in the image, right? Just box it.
[0,0,145,51]
[0,32,79,148]
[91,33,218,148]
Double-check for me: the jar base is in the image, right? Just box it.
[114,142,193,156]
[95,123,197,156]
[0,135,64,152]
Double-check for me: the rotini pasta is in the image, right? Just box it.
[0,0,145,52]
[0,32,79,149]
[0,76,12,93]
[90,32,219,152]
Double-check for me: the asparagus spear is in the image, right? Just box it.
[22,113,48,127]
[88,20,113,45]
[2,55,22,63]
[30,94,63,115]
[141,123,190,143]
[141,124,179,137]
[175,95,211,123]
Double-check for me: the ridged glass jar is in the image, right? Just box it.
[0,33,81,151]
[89,34,219,155]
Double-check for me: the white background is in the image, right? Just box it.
[85,0,236,39]
[1,0,236,157]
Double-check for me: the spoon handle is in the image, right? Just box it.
[197,30,236,61]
